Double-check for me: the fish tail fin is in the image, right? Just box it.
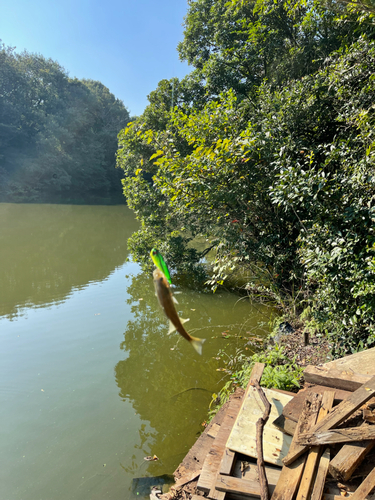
[190,336,206,356]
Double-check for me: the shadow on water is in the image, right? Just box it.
[0,203,139,318]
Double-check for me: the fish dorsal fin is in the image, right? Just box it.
[180,317,189,325]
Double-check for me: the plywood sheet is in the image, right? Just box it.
[226,386,294,466]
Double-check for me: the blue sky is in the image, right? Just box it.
[0,0,191,116]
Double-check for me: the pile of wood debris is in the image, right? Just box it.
[159,347,375,500]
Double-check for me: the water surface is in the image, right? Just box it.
[0,203,270,500]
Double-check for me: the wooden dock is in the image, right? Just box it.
[164,347,375,500]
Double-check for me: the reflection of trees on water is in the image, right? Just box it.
[115,271,220,474]
[0,204,139,317]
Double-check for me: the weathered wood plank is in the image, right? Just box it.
[250,363,266,385]
[350,465,375,500]
[215,474,268,497]
[329,432,375,482]
[233,460,281,486]
[272,414,297,436]
[320,346,375,376]
[296,391,335,500]
[174,469,202,488]
[220,448,236,475]
[199,364,265,500]
[282,386,347,423]
[303,365,370,392]
[298,424,375,446]
[270,393,322,500]
[207,423,222,439]
[283,375,375,466]
[197,392,243,496]
[310,447,330,500]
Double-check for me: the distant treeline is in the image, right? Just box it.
[0,42,130,202]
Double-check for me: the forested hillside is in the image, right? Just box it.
[117,0,375,354]
[0,43,130,202]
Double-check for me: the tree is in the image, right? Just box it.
[0,43,130,202]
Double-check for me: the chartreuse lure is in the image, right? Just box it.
[150,248,172,285]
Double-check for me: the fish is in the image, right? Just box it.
[150,248,172,285]
[153,268,205,355]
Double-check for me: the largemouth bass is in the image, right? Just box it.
[150,248,172,285]
[153,268,205,355]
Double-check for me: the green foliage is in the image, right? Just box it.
[178,0,363,97]
[0,42,130,202]
[208,344,303,421]
[118,1,375,356]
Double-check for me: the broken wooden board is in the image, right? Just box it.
[282,386,347,423]
[329,433,375,482]
[350,465,375,499]
[298,424,375,446]
[295,390,335,500]
[226,387,294,467]
[310,447,330,500]
[283,375,375,466]
[272,414,297,436]
[271,393,322,500]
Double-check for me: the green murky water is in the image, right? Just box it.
[0,203,271,500]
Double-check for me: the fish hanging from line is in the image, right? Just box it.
[153,268,205,355]
[150,248,172,285]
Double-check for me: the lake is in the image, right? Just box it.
[0,203,271,500]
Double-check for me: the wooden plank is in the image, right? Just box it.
[298,424,375,445]
[220,448,236,475]
[208,423,222,439]
[329,433,375,482]
[197,392,243,496]
[350,465,375,499]
[272,414,297,436]
[320,346,375,376]
[304,348,375,392]
[282,386,346,423]
[270,393,322,500]
[233,460,281,486]
[303,365,370,392]
[283,375,375,466]
[296,391,335,500]
[174,469,202,488]
[198,364,265,500]
[216,474,267,497]
[204,363,265,500]
[226,387,294,466]
[250,363,266,385]
[310,447,330,500]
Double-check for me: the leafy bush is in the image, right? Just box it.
[208,345,303,422]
